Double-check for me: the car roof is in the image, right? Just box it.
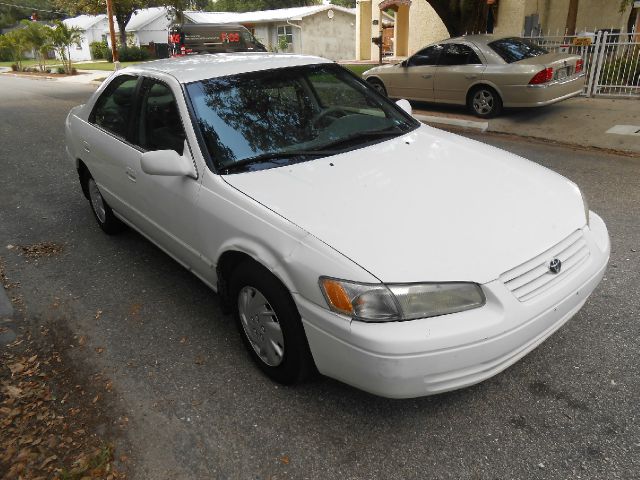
[122,52,333,84]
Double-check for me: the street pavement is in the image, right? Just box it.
[1,75,639,479]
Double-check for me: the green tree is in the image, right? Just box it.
[328,0,355,8]
[0,29,29,69]
[20,20,54,71]
[0,0,60,29]
[52,0,160,46]
[50,19,82,73]
[424,0,495,37]
[211,0,321,13]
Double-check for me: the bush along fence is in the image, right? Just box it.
[525,28,640,98]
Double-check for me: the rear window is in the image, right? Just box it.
[488,37,548,63]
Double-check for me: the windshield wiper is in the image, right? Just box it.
[315,126,405,151]
[221,149,338,174]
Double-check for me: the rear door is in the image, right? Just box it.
[434,43,486,104]
[81,74,142,220]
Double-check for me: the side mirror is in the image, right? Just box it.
[395,99,412,116]
[140,149,196,178]
[400,59,408,68]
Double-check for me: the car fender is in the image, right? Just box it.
[466,79,505,102]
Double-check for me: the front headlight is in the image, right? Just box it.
[319,277,485,322]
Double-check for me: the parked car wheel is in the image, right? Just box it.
[230,260,314,384]
[84,173,126,235]
[468,85,502,118]
[367,78,387,96]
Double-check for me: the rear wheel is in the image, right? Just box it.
[83,172,126,235]
[230,260,314,384]
[367,78,387,96]
[468,85,502,118]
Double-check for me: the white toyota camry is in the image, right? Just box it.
[65,53,610,398]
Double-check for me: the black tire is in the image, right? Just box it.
[229,260,314,384]
[468,85,503,118]
[367,78,387,96]
[82,171,126,235]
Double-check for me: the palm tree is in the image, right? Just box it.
[51,20,82,74]
[0,29,28,71]
[21,20,54,72]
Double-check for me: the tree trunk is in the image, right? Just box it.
[565,0,579,35]
[425,0,489,37]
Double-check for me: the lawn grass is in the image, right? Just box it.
[0,59,143,70]
[342,64,378,76]
[73,61,142,71]
[0,59,62,68]
[1,59,378,75]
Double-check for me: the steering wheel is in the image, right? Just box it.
[311,107,349,128]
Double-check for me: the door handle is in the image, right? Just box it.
[125,166,136,182]
[82,140,90,153]
[465,75,478,79]
[421,74,432,79]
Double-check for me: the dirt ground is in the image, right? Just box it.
[1,249,129,480]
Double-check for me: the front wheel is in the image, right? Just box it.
[468,86,502,118]
[367,78,387,96]
[84,172,126,235]
[230,260,314,384]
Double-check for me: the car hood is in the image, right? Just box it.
[223,125,586,284]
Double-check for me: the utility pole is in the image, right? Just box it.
[106,0,120,69]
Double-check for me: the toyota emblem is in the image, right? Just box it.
[549,258,562,274]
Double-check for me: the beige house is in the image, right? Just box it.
[185,5,356,61]
[356,0,639,61]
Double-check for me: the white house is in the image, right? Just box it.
[61,14,108,61]
[184,5,356,61]
[125,7,172,46]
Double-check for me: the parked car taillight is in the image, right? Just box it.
[575,59,584,74]
[529,67,554,85]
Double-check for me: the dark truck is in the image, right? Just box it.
[169,23,267,56]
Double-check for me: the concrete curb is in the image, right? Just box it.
[413,113,489,132]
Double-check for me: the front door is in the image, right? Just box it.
[386,44,442,101]
[124,77,204,270]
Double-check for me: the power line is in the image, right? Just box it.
[0,1,67,15]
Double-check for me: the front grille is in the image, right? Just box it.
[501,230,590,302]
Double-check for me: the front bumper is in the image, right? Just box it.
[295,212,610,399]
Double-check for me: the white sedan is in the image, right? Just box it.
[65,53,610,398]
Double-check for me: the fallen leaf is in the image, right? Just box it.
[9,361,26,375]
[95,309,103,320]
[78,336,87,346]
[280,455,290,464]
[92,394,100,404]
[95,347,104,354]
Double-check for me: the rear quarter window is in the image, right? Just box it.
[488,38,548,63]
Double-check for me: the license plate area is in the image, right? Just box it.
[555,66,571,80]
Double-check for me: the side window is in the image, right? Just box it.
[439,44,482,66]
[137,79,186,155]
[408,45,443,67]
[90,75,138,139]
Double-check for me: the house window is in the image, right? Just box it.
[277,25,293,44]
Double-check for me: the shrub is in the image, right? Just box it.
[106,45,150,62]
[11,63,18,71]
[90,41,110,60]
[57,66,65,74]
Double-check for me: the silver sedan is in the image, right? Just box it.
[363,35,585,118]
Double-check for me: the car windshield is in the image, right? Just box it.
[185,64,418,173]
[488,37,548,63]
